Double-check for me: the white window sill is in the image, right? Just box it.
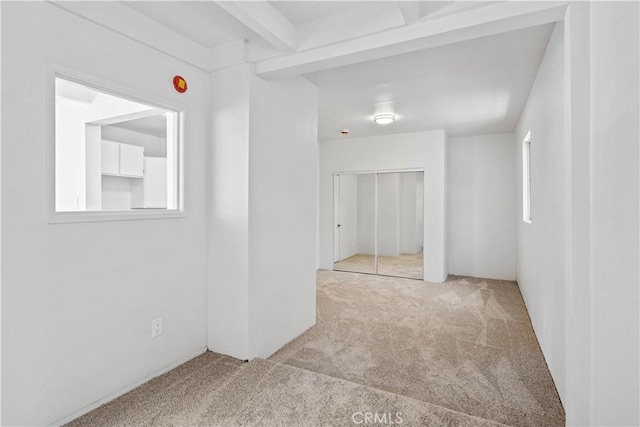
[48,209,187,224]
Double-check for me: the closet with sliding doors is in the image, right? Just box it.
[332,171,424,280]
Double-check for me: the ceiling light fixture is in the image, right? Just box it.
[373,114,396,125]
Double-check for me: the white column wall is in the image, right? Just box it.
[516,4,640,424]
[208,64,318,360]
[590,2,639,424]
[208,63,252,360]
[248,75,318,359]
[208,67,318,361]
[562,4,592,423]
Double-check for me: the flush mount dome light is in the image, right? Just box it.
[373,114,396,125]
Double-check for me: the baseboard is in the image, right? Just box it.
[51,347,208,426]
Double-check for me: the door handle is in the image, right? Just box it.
[337,224,341,227]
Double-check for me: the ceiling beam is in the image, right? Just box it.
[215,1,296,53]
[295,2,404,52]
[396,2,422,25]
[255,1,568,79]
[421,1,494,21]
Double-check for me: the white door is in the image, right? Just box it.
[333,176,340,263]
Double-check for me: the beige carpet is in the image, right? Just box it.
[272,271,565,427]
[378,252,423,279]
[334,252,423,279]
[334,253,377,275]
[67,271,564,426]
[67,352,506,426]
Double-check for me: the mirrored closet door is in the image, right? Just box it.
[333,171,424,280]
[376,172,424,280]
[333,173,376,275]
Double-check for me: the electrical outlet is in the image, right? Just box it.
[151,318,163,338]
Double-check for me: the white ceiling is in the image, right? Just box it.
[306,23,555,140]
[270,1,359,25]
[89,2,563,141]
[123,1,261,47]
[111,115,167,139]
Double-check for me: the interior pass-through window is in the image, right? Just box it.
[54,76,182,216]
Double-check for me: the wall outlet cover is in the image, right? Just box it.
[151,317,163,338]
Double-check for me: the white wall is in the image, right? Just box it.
[516,20,567,403]
[208,63,252,360]
[208,66,318,360]
[248,76,318,358]
[589,2,639,424]
[518,7,640,425]
[1,3,209,425]
[448,133,516,280]
[319,130,447,282]
[0,1,3,419]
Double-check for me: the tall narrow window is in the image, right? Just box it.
[522,131,532,223]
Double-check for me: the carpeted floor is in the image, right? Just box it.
[378,252,423,279]
[334,253,377,275]
[272,271,565,427]
[67,270,564,426]
[67,352,506,426]
[334,252,423,279]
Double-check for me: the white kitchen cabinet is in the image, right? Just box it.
[118,143,144,177]
[101,140,120,176]
[132,157,167,209]
[100,140,144,178]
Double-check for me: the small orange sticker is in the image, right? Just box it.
[173,75,187,93]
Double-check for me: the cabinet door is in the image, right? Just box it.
[144,157,167,208]
[119,144,144,177]
[101,140,120,175]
